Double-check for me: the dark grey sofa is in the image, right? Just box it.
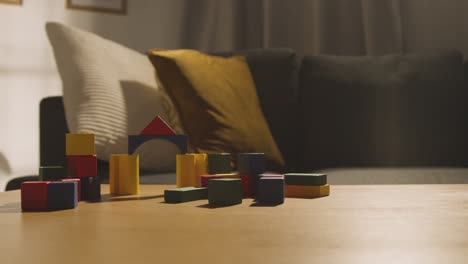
[30,48,468,188]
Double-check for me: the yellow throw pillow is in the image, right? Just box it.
[147,49,285,171]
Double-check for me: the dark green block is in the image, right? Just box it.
[164,187,208,203]
[208,178,242,206]
[284,173,327,186]
[39,166,66,181]
[207,153,232,174]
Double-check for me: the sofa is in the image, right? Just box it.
[26,47,468,189]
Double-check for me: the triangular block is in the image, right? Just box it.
[140,116,176,135]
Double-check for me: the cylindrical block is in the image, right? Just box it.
[109,154,139,195]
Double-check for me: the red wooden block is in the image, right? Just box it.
[240,174,257,197]
[67,155,97,177]
[21,181,49,210]
[60,178,81,201]
[140,115,176,135]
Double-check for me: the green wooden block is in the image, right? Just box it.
[207,153,231,174]
[208,178,242,206]
[284,173,327,186]
[39,166,67,181]
[164,187,208,203]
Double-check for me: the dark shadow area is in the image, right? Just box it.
[250,202,282,207]
[196,203,240,209]
[87,194,164,203]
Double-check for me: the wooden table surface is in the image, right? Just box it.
[0,184,467,264]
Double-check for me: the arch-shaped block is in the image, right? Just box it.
[128,135,188,155]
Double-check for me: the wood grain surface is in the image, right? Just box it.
[0,184,467,264]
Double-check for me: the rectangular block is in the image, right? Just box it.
[207,153,232,174]
[67,155,97,177]
[47,181,78,210]
[200,173,239,187]
[60,178,81,202]
[66,133,96,156]
[257,176,285,204]
[284,173,327,186]
[21,181,49,211]
[240,174,257,197]
[128,134,188,154]
[39,166,66,181]
[208,178,242,206]
[237,153,265,175]
[79,176,101,201]
[164,187,208,203]
[176,154,207,188]
[285,184,330,198]
[109,154,139,195]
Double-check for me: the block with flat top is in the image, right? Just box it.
[237,153,265,175]
[208,178,242,206]
[257,175,285,204]
[47,181,78,210]
[285,184,330,198]
[200,173,239,187]
[39,166,66,181]
[109,154,139,195]
[67,155,97,177]
[128,134,188,155]
[60,178,81,201]
[176,154,207,187]
[164,187,208,203]
[66,133,96,156]
[207,153,232,174]
[79,176,101,201]
[21,181,49,211]
[284,173,327,186]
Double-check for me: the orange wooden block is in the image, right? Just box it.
[285,184,330,198]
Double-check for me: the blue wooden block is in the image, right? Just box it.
[257,176,284,205]
[81,176,101,201]
[128,135,188,154]
[47,181,78,210]
[237,153,265,174]
[208,179,242,206]
[284,173,327,186]
[164,187,208,203]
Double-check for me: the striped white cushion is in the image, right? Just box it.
[46,22,180,171]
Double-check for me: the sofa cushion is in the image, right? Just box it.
[300,50,468,170]
[46,22,180,171]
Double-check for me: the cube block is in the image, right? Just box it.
[284,173,327,186]
[240,174,257,197]
[200,173,239,187]
[39,166,66,181]
[207,153,231,174]
[80,176,101,201]
[66,133,96,156]
[47,181,78,210]
[109,154,139,195]
[285,184,330,198]
[21,181,49,211]
[60,178,81,201]
[164,187,208,203]
[176,154,207,187]
[208,178,242,206]
[257,176,285,204]
[237,153,265,174]
[67,155,97,177]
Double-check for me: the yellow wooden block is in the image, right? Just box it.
[176,154,207,187]
[214,173,240,178]
[109,154,139,195]
[66,133,96,156]
[285,184,330,198]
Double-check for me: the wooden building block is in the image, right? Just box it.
[47,181,78,210]
[39,166,66,181]
[237,153,265,175]
[128,135,188,154]
[79,176,101,201]
[284,173,327,186]
[257,176,285,204]
[207,153,231,174]
[60,179,81,202]
[109,154,140,195]
[140,115,176,135]
[67,155,97,177]
[176,154,207,187]
[66,133,96,156]
[164,187,208,203]
[21,181,49,211]
[208,178,242,206]
[200,173,239,187]
[285,184,330,198]
[240,174,257,197]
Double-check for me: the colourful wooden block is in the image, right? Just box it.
[176,154,207,187]
[207,153,231,174]
[140,115,176,135]
[257,176,285,204]
[208,178,242,206]
[47,181,78,210]
[200,173,239,187]
[285,184,330,198]
[21,181,49,211]
[164,187,208,203]
[237,153,265,174]
[60,178,81,202]
[79,176,101,201]
[67,155,97,177]
[109,154,139,195]
[39,166,66,181]
[240,174,257,197]
[128,135,188,154]
[66,133,96,156]
[284,173,327,186]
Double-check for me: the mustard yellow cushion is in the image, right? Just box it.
[147,49,285,170]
